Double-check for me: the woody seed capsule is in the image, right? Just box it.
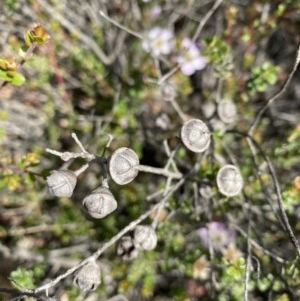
[217,100,237,124]
[133,225,157,251]
[108,147,139,185]
[73,260,101,292]
[117,235,139,261]
[180,119,211,153]
[46,170,77,197]
[216,164,243,197]
[83,186,117,219]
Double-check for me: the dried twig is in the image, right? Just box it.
[249,43,300,135]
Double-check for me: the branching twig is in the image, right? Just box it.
[249,43,300,135]
[229,130,300,259]
[137,164,182,179]
[99,10,143,39]
[46,132,96,162]
[191,0,224,43]
[232,221,286,264]
[0,287,53,301]
[244,202,252,301]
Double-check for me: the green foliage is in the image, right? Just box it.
[125,253,156,297]
[0,23,50,88]
[3,0,17,11]
[247,61,278,93]
[203,36,233,77]
[0,57,25,85]
[10,268,35,289]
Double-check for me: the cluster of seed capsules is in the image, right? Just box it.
[73,225,157,292]
[46,105,243,291]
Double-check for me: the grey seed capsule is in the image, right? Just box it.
[73,260,101,292]
[217,100,237,124]
[117,235,139,261]
[109,147,139,185]
[180,119,211,153]
[83,186,117,219]
[216,164,243,197]
[46,170,77,197]
[133,225,157,251]
[160,82,177,101]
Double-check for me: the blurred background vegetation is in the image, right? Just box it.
[0,0,300,300]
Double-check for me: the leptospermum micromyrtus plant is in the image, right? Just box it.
[3,2,300,300]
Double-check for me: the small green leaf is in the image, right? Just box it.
[24,31,34,46]
[0,70,13,81]
[11,73,26,85]
[18,47,27,59]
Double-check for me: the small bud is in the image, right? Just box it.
[25,23,51,46]
[133,225,157,251]
[160,82,177,101]
[216,164,243,197]
[73,260,101,292]
[0,57,17,71]
[217,100,237,124]
[83,186,117,219]
[117,236,139,261]
[46,170,77,197]
[108,147,139,185]
[199,184,213,199]
[180,119,211,153]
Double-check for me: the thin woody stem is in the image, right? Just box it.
[249,44,300,135]
[137,164,182,179]
[17,42,38,71]
[99,10,143,39]
[71,132,88,153]
[45,148,95,161]
[74,163,89,176]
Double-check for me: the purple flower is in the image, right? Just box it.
[142,27,174,57]
[197,221,235,251]
[176,38,206,75]
[150,5,162,19]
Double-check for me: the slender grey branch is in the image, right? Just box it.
[244,205,252,301]
[71,132,88,153]
[0,287,52,301]
[99,10,143,39]
[192,0,224,43]
[249,44,300,135]
[45,148,95,162]
[230,221,286,264]
[265,155,300,259]
[137,164,182,179]
[232,130,300,259]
